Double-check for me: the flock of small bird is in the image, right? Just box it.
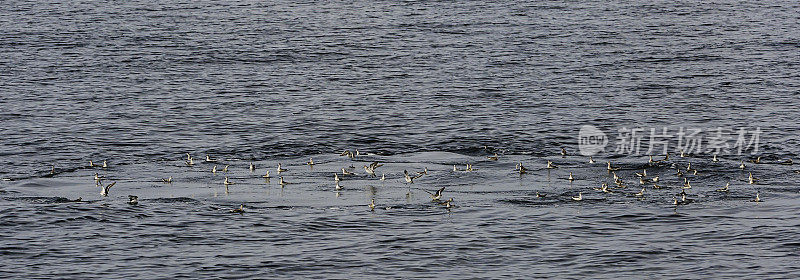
[61,146,793,213]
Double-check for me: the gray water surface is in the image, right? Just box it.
[2,1,800,279]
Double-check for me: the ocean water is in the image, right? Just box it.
[2,1,800,278]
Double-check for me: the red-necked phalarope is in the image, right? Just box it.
[162,177,173,184]
[547,161,557,169]
[607,161,619,171]
[568,172,574,181]
[712,155,719,162]
[262,170,270,178]
[426,187,446,201]
[205,155,217,162]
[560,148,567,157]
[368,199,375,211]
[466,163,475,172]
[751,192,762,202]
[222,165,229,173]
[100,182,115,197]
[748,172,757,184]
[716,182,730,192]
[572,192,583,201]
[488,153,499,161]
[739,161,746,170]
[364,162,383,177]
[516,163,528,174]
[307,158,315,166]
[277,164,288,173]
[249,163,255,172]
[588,156,595,164]
[128,195,138,205]
[279,176,292,186]
[211,165,218,174]
[342,168,357,176]
[230,204,245,213]
[403,170,422,183]
[224,177,234,185]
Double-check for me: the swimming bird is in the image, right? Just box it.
[262,170,271,178]
[568,172,574,181]
[368,199,375,211]
[380,173,385,181]
[739,161,746,170]
[680,150,686,157]
[335,181,343,191]
[334,173,340,182]
[466,163,475,172]
[307,158,315,166]
[663,153,670,162]
[488,153,499,161]
[751,192,762,202]
[547,161,558,169]
[535,192,547,198]
[635,187,645,197]
[212,165,217,174]
[249,163,255,172]
[651,176,659,183]
[751,157,761,164]
[364,162,384,177]
[224,177,234,186]
[572,192,583,201]
[517,163,528,174]
[442,199,453,210]
[589,156,595,164]
[712,155,719,162]
[205,155,216,162]
[279,176,292,186]
[607,161,619,171]
[162,177,173,184]
[561,148,567,157]
[89,160,96,167]
[102,160,108,168]
[426,187,446,201]
[230,204,245,213]
[781,159,793,165]
[185,153,195,166]
[716,182,730,192]
[653,183,663,189]
[100,182,115,197]
[222,165,229,173]
[403,170,422,183]
[748,172,757,184]
[342,168,357,176]
[277,164,287,173]
[128,195,138,205]
[94,173,102,183]
[639,177,647,185]
[635,169,647,178]
[682,178,692,189]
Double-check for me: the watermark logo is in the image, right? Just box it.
[577,125,763,156]
[578,125,608,156]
